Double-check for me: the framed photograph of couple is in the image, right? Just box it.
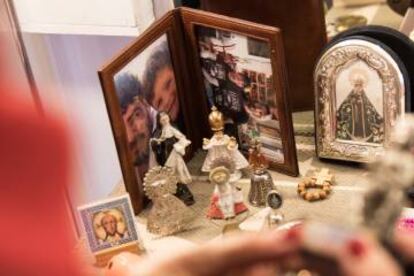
[99,11,201,213]
[181,8,299,176]
[315,38,406,162]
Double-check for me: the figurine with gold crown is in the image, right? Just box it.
[202,106,249,182]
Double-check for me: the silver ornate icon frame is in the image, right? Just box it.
[315,39,405,162]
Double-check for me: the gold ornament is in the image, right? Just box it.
[208,106,225,132]
[144,166,194,235]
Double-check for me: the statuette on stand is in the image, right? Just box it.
[144,166,194,236]
[266,190,284,229]
[150,111,194,206]
[202,106,249,182]
[207,166,248,220]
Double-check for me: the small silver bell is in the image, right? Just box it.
[248,169,275,207]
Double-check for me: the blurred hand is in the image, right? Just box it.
[393,228,414,262]
[300,232,403,276]
[106,223,410,276]
[106,229,301,276]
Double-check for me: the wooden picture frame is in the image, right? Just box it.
[200,0,328,112]
[99,11,202,214]
[99,8,299,214]
[180,8,299,176]
[315,37,406,163]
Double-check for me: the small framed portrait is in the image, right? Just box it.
[181,9,299,176]
[99,11,202,213]
[78,195,140,255]
[315,37,406,162]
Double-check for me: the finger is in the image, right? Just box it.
[331,234,402,276]
[295,225,402,276]
[393,229,414,262]
[160,228,302,276]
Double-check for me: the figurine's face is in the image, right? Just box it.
[102,214,117,236]
[214,131,224,139]
[353,80,365,94]
[212,171,228,184]
[152,66,179,121]
[159,113,171,127]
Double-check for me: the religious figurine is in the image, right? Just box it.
[143,166,194,236]
[336,72,384,144]
[363,116,414,242]
[150,111,195,206]
[248,139,276,207]
[207,166,248,220]
[393,116,414,207]
[266,190,284,229]
[202,106,249,182]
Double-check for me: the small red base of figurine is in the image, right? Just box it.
[207,194,248,219]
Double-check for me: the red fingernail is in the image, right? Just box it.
[347,239,365,257]
[285,225,301,241]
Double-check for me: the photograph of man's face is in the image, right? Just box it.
[113,34,181,181]
[196,26,285,164]
[115,74,153,177]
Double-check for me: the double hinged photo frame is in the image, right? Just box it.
[99,8,298,214]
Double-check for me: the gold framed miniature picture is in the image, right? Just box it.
[78,194,142,267]
[314,37,406,163]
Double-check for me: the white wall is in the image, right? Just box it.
[23,33,134,207]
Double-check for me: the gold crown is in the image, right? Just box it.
[208,106,224,132]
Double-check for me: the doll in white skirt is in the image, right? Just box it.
[202,106,248,182]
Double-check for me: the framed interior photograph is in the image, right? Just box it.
[181,8,299,176]
[99,11,202,213]
[315,37,406,162]
[78,194,142,266]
